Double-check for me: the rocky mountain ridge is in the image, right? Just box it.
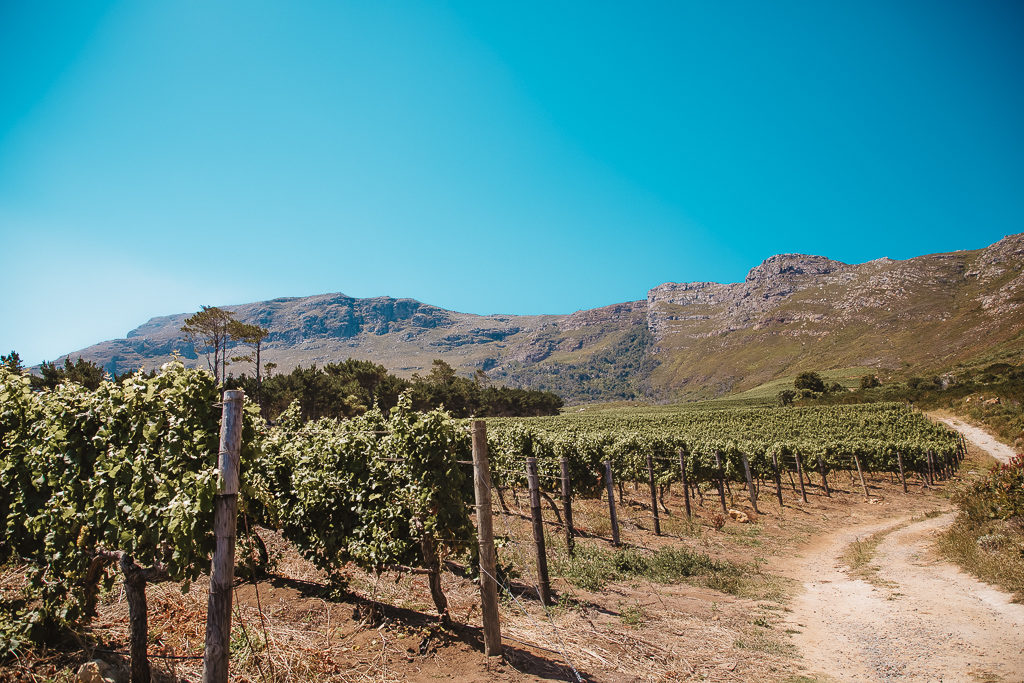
[57,234,1024,402]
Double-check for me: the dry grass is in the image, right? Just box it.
[936,442,1024,602]
[840,522,909,589]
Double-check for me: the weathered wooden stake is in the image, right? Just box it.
[741,453,760,514]
[646,453,661,535]
[678,449,692,518]
[560,458,575,557]
[202,390,244,683]
[816,454,831,497]
[471,421,502,657]
[795,455,808,503]
[712,451,728,513]
[525,458,553,606]
[852,454,869,501]
[604,460,621,546]
[896,452,908,493]
[771,453,784,507]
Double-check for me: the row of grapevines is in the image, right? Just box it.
[485,402,961,494]
[0,365,476,655]
[247,395,475,613]
[0,363,259,652]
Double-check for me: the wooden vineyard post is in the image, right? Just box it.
[771,453,784,508]
[678,449,692,518]
[852,454,869,501]
[816,454,831,497]
[202,390,244,683]
[526,458,553,606]
[471,421,502,657]
[560,458,575,558]
[604,460,621,546]
[926,451,935,486]
[896,452,908,493]
[712,451,728,513]
[795,454,808,503]
[741,453,760,514]
[646,454,661,535]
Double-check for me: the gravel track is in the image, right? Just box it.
[785,421,1024,682]
[933,415,1016,464]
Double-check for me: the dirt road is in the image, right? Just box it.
[933,414,1016,464]
[785,423,1024,682]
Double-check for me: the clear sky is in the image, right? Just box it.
[2,1,1022,365]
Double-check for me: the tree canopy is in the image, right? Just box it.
[31,357,108,391]
[794,371,825,393]
[226,358,563,421]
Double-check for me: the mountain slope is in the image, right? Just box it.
[646,234,1024,398]
[56,234,1024,402]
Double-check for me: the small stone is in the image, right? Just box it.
[728,508,750,523]
[77,660,126,683]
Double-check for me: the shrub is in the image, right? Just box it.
[952,455,1024,523]
[794,372,825,393]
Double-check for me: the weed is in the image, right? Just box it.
[552,542,752,593]
[619,603,647,627]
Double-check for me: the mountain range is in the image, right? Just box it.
[57,234,1024,403]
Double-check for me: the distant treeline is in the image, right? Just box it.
[225,358,563,420]
[0,351,563,421]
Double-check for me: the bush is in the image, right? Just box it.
[941,457,1024,601]
[860,375,881,389]
[794,372,825,393]
[953,455,1024,523]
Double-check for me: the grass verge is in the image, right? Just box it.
[937,516,1024,602]
[552,542,789,601]
[841,521,911,588]
[936,452,1024,602]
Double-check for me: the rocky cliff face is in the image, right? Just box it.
[57,234,1024,402]
[643,234,1024,397]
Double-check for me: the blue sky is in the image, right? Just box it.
[2,1,1022,365]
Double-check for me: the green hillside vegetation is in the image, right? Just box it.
[7,351,563,421]
[228,358,564,420]
[492,326,660,403]
[715,367,873,405]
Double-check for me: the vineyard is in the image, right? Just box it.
[487,402,962,510]
[0,363,964,682]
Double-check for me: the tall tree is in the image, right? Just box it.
[228,320,270,411]
[181,306,234,385]
[1,350,23,374]
[31,357,108,391]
